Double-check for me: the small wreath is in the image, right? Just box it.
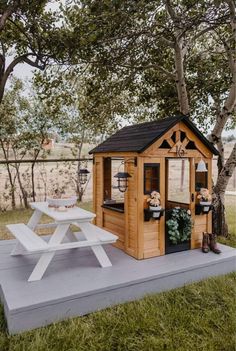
[166,207,192,245]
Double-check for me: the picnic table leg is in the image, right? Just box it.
[65,227,78,242]
[11,242,26,256]
[28,223,70,282]
[78,223,112,268]
[27,209,43,230]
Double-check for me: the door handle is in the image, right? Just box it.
[191,193,195,202]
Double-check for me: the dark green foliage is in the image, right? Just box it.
[167,208,193,244]
[62,0,235,128]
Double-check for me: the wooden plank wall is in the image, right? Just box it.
[191,158,212,249]
[139,157,165,259]
[192,214,208,248]
[93,156,103,227]
[103,208,125,250]
[125,160,138,258]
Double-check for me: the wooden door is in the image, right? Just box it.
[165,157,194,253]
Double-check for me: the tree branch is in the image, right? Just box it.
[0,53,46,102]
[214,143,236,195]
[23,56,46,70]
[0,1,25,32]
[164,0,181,24]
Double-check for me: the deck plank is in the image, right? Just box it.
[0,236,235,334]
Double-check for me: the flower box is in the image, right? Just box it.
[200,201,212,213]
[195,201,212,215]
[144,207,164,221]
[149,205,162,218]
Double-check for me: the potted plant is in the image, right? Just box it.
[147,191,162,218]
[197,188,212,213]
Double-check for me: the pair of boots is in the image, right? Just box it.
[202,232,221,254]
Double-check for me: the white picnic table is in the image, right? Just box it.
[7,202,118,282]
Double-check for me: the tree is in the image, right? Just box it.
[0,0,71,103]
[33,65,128,201]
[0,77,59,208]
[0,77,30,208]
[66,0,235,236]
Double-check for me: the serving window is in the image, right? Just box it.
[144,163,160,194]
[195,164,208,191]
[103,157,125,212]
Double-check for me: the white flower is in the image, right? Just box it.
[147,191,161,206]
[187,210,191,215]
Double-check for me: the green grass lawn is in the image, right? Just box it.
[0,273,235,351]
[0,197,235,350]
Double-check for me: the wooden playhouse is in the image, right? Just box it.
[89,115,218,259]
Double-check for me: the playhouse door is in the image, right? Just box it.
[165,158,195,254]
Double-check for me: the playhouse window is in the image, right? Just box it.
[195,164,208,191]
[167,159,190,204]
[144,163,160,194]
[103,157,125,212]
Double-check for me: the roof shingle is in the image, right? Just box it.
[89,115,218,155]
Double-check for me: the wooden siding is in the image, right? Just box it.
[192,214,208,248]
[139,156,165,259]
[103,208,125,250]
[93,157,104,227]
[191,157,212,249]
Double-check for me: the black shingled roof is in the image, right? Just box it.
[89,115,219,155]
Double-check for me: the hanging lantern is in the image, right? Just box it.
[78,168,90,185]
[196,159,207,172]
[114,172,131,193]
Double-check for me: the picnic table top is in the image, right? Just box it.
[30,202,96,223]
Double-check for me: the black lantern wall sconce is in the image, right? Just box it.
[78,168,90,185]
[114,157,137,193]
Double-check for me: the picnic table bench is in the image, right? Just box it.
[7,202,118,282]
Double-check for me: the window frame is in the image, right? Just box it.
[144,163,160,195]
[167,158,191,205]
[195,163,208,191]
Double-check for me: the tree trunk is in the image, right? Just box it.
[31,162,36,202]
[212,193,228,237]
[209,0,236,236]
[174,42,189,115]
[212,143,236,236]
[76,140,84,202]
[31,149,40,202]
[0,140,16,209]
[12,148,29,209]
[15,164,29,208]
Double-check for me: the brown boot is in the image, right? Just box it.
[202,232,209,253]
[208,233,221,254]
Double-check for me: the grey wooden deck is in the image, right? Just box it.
[0,235,235,334]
